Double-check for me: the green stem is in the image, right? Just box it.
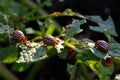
[26,12,76,20]
[64,42,79,52]
[0,62,18,80]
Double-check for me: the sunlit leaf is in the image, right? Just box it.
[51,9,76,17]
[44,19,56,35]
[89,16,118,36]
[0,45,19,63]
[113,57,120,66]
[62,9,76,16]
[86,60,114,80]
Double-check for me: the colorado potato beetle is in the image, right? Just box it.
[67,47,78,59]
[102,57,113,67]
[12,30,29,44]
[95,40,109,53]
[66,47,78,64]
[42,36,59,46]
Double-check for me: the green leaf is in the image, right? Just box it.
[44,19,56,35]
[12,63,32,72]
[58,48,68,59]
[76,48,99,63]
[0,45,19,63]
[89,47,106,59]
[46,46,57,56]
[98,62,114,76]
[25,27,35,34]
[113,57,120,65]
[89,16,118,36]
[62,9,76,16]
[50,8,76,17]
[64,19,86,41]
[86,40,107,59]
[86,60,114,80]
[104,29,111,40]
[37,20,45,33]
[108,38,120,57]
[65,19,85,35]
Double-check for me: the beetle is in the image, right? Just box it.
[12,30,29,44]
[101,57,113,67]
[95,40,109,53]
[42,36,59,46]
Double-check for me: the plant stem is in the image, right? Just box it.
[0,62,18,80]
[64,42,79,52]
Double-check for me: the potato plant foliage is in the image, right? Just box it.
[0,0,120,80]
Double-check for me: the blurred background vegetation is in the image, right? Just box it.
[0,0,120,80]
